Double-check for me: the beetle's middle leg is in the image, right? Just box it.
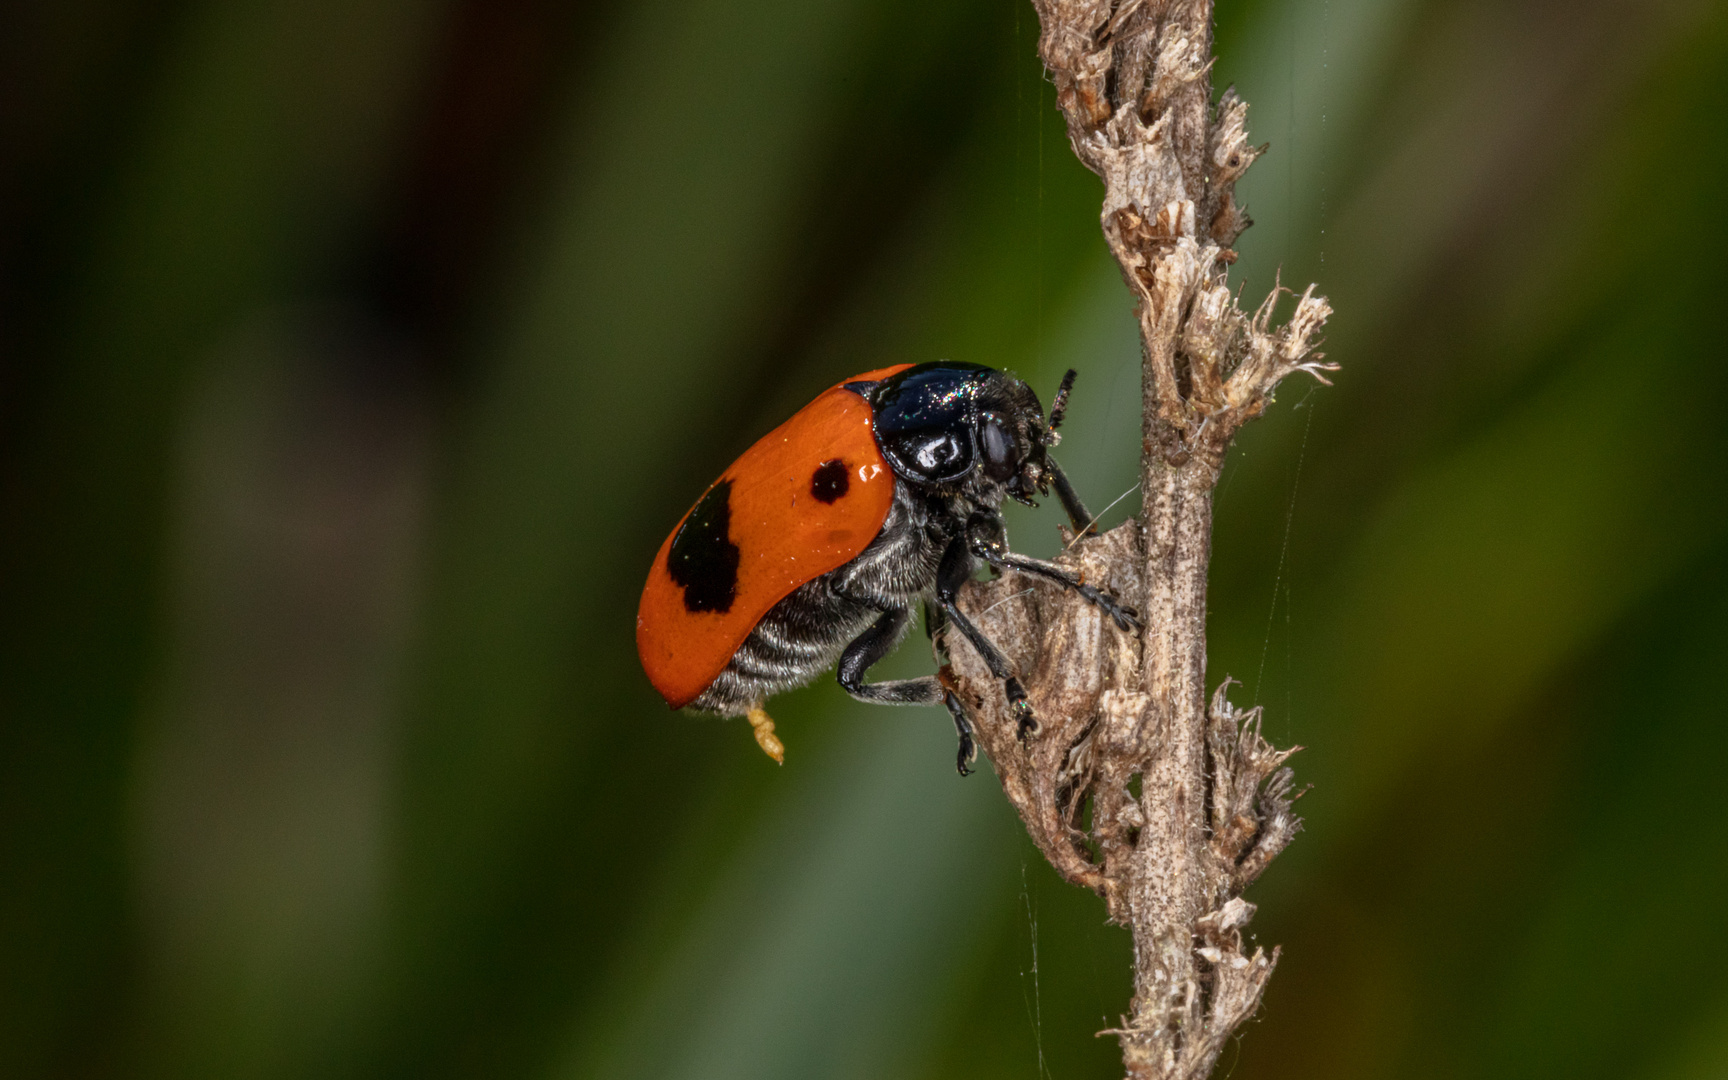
[934,535,1037,741]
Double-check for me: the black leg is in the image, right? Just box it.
[935,535,1036,739]
[838,607,978,771]
[965,511,1139,630]
[924,600,946,642]
[928,603,978,773]
[1046,455,1095,536]
[943,691,978,776]
[990,552,1139,630]
[836,607,944,706]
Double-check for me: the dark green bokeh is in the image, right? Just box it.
[1,1,1723,1078]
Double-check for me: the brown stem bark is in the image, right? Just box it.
[1127,458,1216,1071]
[934,3,1334,1077]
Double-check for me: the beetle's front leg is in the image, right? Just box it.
[964,511,1140,630]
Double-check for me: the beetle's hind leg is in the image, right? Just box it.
[838,607,982,774]
[837,607,946,705]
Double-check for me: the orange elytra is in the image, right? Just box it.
[636,364,912,709]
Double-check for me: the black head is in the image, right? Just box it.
[853,361,1067,507]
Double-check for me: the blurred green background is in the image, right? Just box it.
[2,0,1725,1077]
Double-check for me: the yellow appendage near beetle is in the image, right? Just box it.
[747,704,784,764]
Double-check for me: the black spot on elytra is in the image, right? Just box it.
[668,480,739,613]
[810,458,849,504]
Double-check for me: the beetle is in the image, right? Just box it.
[635,361,1138,774]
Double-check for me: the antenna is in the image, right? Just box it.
[1046,368,1078,443]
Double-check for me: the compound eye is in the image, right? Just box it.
[980,418,1016,480]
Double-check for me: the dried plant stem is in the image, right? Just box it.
[936,3,1333,1077]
